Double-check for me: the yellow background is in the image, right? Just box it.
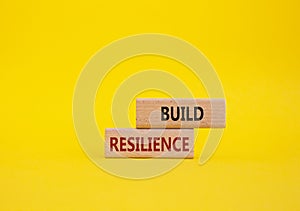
[1,0,300,210]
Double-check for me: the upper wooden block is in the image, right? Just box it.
[136,98,226,128]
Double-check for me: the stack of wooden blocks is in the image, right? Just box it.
[105,99,226,158]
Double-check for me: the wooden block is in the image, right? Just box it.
[136,98,225,128]
[105,128,194,158]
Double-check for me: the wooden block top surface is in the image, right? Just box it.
[105,128,194,158]
[136,98,226,128]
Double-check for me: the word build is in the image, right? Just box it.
[105,129,194,158]
[136,98,226,128]
[161,106,204,121]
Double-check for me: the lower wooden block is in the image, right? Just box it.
[105,128,194,158]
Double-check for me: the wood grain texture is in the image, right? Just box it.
[105,128,194,158]
[136,98,226,128]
